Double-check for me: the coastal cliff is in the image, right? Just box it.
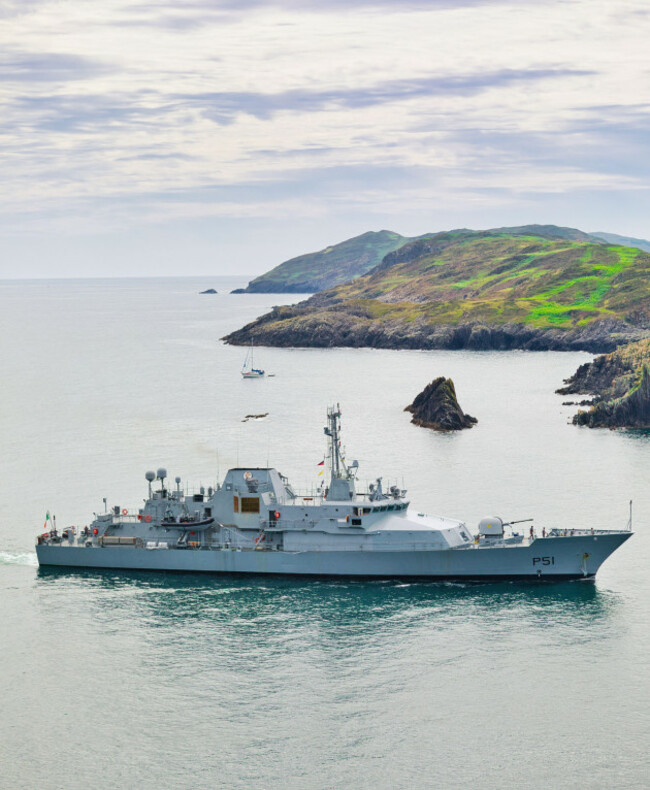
[405,377,477,431]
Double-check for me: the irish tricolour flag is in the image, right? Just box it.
[43,511,51,530]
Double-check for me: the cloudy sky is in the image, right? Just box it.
[1,0,649,278]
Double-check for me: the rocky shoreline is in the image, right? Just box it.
[224,307,647,354]
[557,339,650,428]
[572,367,650,428]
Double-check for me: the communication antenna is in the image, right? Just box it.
[145,470,156,498]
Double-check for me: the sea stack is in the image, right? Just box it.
[405,377,477,431]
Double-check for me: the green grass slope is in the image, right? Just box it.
[224,230,650,352]
[488,224,604,244]
[236,230,415,293]
[234,224,606,295]
[325,231,650,330]
[589,232,650,253]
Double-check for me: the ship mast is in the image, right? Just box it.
[324,404,357,500]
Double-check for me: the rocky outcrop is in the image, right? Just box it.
[557,339,650,428]
[557,338,650,400]
[573,366,650,428]
[224,308,646,354]
[200,288,218,294]
[405,377,477,431]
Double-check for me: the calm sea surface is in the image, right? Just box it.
[1,277,649,789]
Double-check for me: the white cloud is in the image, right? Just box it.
[1,0,650,275]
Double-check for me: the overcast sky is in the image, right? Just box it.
[1,0,649,278]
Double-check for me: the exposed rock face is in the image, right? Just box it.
[200,288,218,294]
[405,377,477,431]
[224,308,644,354]
[557,352,637,399]
[557,339,650,428]
[573,366,650,428]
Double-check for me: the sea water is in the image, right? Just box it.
[0,277,648,789]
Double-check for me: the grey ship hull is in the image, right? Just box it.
[36,531,631,580]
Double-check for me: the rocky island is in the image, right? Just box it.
[405,377,477,431]
[224,226,650,353]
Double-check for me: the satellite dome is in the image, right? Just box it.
[175,476,181,485]
[157,467,167,480]
[145,471,156,482]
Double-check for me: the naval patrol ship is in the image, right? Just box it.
[36,406,632,580]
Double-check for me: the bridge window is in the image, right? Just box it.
[241,497,260,514]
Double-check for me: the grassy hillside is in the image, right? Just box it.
[488,224,604,244]
[233,224,609,295]
[224,229,650,352]
[235,230,415,293]
[325,231,650,329]
[589,232,650,253]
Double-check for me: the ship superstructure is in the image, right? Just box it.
[36,406,632,580]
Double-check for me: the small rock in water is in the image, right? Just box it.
[200,288,218,294]
[242,412,269,422]
[405,377,477,431]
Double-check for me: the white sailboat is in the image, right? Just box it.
[241,341,264,378]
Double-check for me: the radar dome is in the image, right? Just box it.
[157,467,167,480]
[145,471,156,482]
[175,476,181,484]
